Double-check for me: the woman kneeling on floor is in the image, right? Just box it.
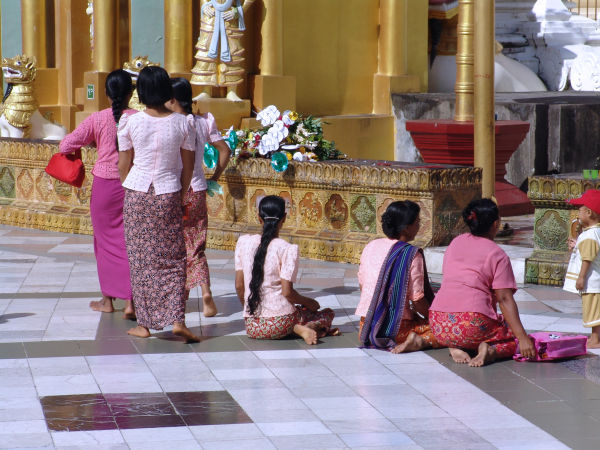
[234,195,338,344]
[429,198,536,366]
[358,200,440,353]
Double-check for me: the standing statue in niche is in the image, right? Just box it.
[191,0,254,102]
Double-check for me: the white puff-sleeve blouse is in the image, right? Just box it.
[117,112,195,195]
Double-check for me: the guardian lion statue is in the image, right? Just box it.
[0,54,66,140]
[123,56,159,111]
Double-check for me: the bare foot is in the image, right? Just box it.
[587,338,600,349]
[123,300,136,321]
[89,296,114,313]
[469,342,496,367]
[173,323,201,343]
[305,322,328,338]
[127,325,150,338]
[202,293,217,318]
[294,324,318,345]
[449,348,471,364]
[391,332,428,354]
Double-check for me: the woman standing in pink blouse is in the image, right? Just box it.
[118,66,199,343]
[429,199,535,366]
[59,69,135,319]
[167,78,230,318]
[235,196,337,344]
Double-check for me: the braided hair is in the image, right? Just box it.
[463,198,499,236]
[171,77,194,115]
[105,69,133,148]
[381,200,420,239]
[247,195,286,316]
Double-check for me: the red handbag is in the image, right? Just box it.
[45,149,86,188]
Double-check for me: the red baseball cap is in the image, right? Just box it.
[567,189,600,215]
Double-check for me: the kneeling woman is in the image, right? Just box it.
[358,200,440,353]
[235,196,337,345]
[429,199,535,366]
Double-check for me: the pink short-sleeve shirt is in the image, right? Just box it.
[234,234,299,318]
[355,238,425,319]
[190,113,225,192]
[430,233,517,320]
[117,112,195,194]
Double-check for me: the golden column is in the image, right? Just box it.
[164,0,193,75]
[454,0,474,122]
[253,0,295,111]
[473,0,495,198]
[259,0,283,76]
[373,0,423,115]
[21,0,47,67]
[378,0,407,77]
[93,0,118,72]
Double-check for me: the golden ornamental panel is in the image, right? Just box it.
[0,140,481,264]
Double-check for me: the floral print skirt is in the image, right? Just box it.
[183,189,209,290]
[429,310,516,359]
[123,186,186,330]
[245,306,335,340]
[359,316,441,348]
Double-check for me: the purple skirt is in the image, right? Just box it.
[90,176,132,300]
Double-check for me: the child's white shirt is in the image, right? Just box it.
[564,224,600,294]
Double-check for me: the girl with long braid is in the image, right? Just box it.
[234,195,337,344]
[59,69,136,318]
[167,77,230,318]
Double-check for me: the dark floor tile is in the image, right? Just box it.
[105,393,176,417]
[115,414,186,429]
[240,336,305,351]
[24,341,82,358]
[131,337,194,354]
[182,410,252,426]
[0,342,26,359]
[78,338,138,356]
[41,393,116,431]
[189,336,249,353]
[46,417,118,432]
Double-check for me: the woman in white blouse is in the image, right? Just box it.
[117,66,199,343]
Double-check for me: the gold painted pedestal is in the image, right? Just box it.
[0,139,481,264]
[526,174,597,285]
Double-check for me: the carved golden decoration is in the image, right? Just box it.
[0,55,38,136]
[1,140,481,264]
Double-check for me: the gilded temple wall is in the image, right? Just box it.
[0,140,481,264]
[526,174,591,286]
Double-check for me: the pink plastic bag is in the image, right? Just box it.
[514,332,587,362]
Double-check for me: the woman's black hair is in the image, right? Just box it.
[105,69,132,148]
[137,66,172,107]
[381,200,420,239]
[170,77,193,115]
[463,198,499,236]
[105,69,132,125]
[247,195,286,316]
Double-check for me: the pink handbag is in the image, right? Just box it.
[514,332,587,362]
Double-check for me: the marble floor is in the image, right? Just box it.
[0,223,598,449]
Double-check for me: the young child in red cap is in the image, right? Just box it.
[564,189,600,348]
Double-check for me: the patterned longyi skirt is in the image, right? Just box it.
[123,185,187,330]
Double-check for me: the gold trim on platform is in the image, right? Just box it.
[0,140,481,264]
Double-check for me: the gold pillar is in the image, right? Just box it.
[454,0,474,122]
[93,0,118,72]
[378,0,407,76]
[164,0,193,74]
[259,0,283,75]
[474,0,495,198]
[21,0,47,67]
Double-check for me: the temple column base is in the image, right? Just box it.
[373,73,420,115]
[75,71,111,126]
[251,74,296,112]
[193,97,251,129]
